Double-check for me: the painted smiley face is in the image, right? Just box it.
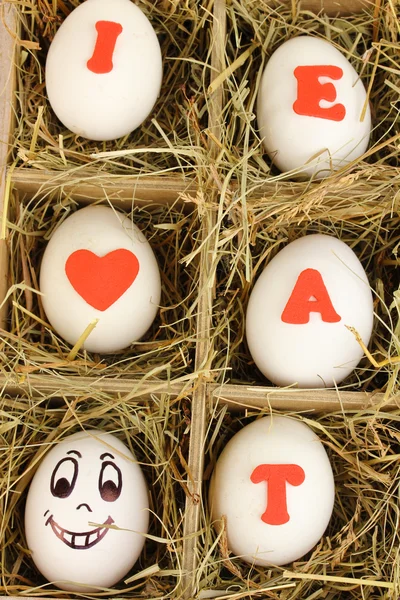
[44,449,121,550]
[25,431,149,591]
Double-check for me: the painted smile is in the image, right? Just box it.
[45,514,114,549]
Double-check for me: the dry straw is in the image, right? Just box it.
[1,0,219,381]
[193,0,400,598]
[1,0,400,599]
[2,1,213,597]
[207,0,400,395]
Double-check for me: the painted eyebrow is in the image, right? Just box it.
[100,452,115,460]
[66,450,82,458]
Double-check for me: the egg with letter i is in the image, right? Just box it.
[25,430,149,591]
[46,0,162,141]
[209,416,335,566]
[246,234,374,388]
[39,205,161,354]
[257,36,371,179]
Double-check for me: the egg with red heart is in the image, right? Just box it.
[39,205,161,353]
[25,430,149,591]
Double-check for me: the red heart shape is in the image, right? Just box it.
[65,249,140,311]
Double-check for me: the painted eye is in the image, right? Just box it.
[99,462,122,502]
[50,457,78,498]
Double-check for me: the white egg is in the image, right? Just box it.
[46,0,162,141]
[246,234,373,387]
[257,36,371,179]
[25,430,149,591]
[209,416,335,566]
[39,205,161,354]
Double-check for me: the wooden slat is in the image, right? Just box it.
[0,373,192,401]
[0,597,50,600]
[0,3,17,329]
[209,383,400,412]
[1,371,397,413]
[181,0,227,597]
[11,169,198,207]
[273,0,373,14]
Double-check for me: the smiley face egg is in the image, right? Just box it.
[39,205,161,354]
[24,430,149,591]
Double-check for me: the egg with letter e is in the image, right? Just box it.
[257,36,371,179]
[39,205,161,354]
[209,416,335,566]
[25,430,149,591]
[46,0,162,140]
[246,234,373,387]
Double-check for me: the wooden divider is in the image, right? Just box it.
[209,383,400,412]
[276,0,374,14]
[11,170,198,208]
[0,3,17,329]
[181,0,227,596]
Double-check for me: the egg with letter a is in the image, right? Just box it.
[46,0,162,141]
[25,430,149,591]
[39,205,161,354]
[246,234,373,387]
[257,36,371,179]
[209,416,335,566]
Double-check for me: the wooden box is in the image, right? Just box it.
[0,0,399,598]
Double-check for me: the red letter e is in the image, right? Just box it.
[293,65,345,122]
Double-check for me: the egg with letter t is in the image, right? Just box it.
[46,0,162,140]
[209,416,335,566]
[246,234,373,387]
[24,430,149,591]
[257,36,371,179]
[39,205,161,354]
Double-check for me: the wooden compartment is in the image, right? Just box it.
[0,386,192,598]
[4,186,202,381]
[194,393,400,598]
[0,0,399,599]
[12,0,213,178]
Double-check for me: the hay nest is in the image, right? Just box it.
[13,0,213,176]
[0,391,191,598]
[1,188,202,381]
[198,405,400,599]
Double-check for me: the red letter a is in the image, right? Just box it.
[250,464,305,525]
[281,268,341,324]
[293,65,345,122]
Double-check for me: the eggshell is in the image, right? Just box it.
[25,430,149,591]
[257,36,371,179]
[46,0,162,141]
[246,234,373,387]
[209,416,335,566]
[39,205,161,354]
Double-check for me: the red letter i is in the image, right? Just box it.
[87,21,123,74]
